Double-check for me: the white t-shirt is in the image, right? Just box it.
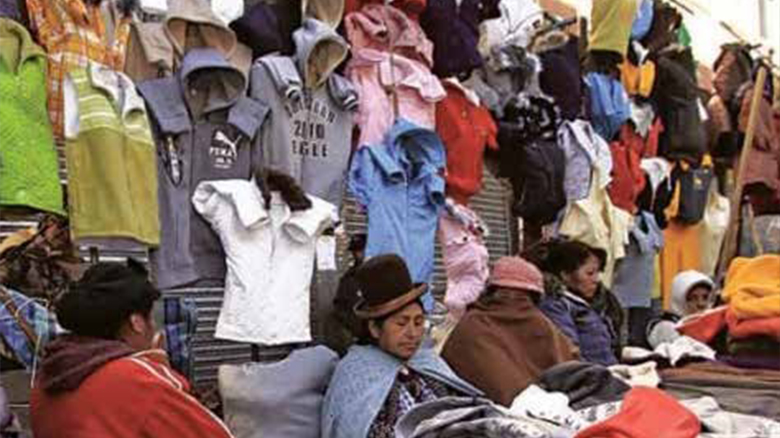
[192,180,335,345]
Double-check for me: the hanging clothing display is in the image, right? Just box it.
[438,201,490,318]
[478,0,544,58]
[25,0,131,142]
[6,0,780,421]
[298,0,342,29]
[559,169,634,286]
[538,37,582,120]
[345,4,444,147]
[607,134,646,214]
[436,79,498,204]
[348,119,446,289]
[62,63,159,248]
[125,0,252,82]
[497,95,566,225]
[139,48,268,289]
[612,212,664,309]
[699,184,729,276]
[230,1,288,60]
[250,18,357,208]
[192,179,335,344]
[652,47,706,163]
[619,59,656,98]
[0,18,64,215]
[558,119,613,202]
[659,221,703,308]
[737,86,780,199]
[675,162,714,224]
[584,72,631,142]
[420,0,501,78]
[211,0,243,25]
[630,0,654,41]
[589,0,640,57]
[345,0,427,21]
[630,101,656,138]
[712,43,754,105]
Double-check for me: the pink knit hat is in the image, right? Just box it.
[489,257,544,294]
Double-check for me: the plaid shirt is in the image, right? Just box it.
[25,0,130,142]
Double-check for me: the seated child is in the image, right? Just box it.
[646,270,715,348]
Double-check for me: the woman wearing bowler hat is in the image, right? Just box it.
[321,254,481,438]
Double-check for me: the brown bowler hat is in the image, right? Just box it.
[354,254,427,319]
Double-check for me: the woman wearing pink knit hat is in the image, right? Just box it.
[441,256,579,406]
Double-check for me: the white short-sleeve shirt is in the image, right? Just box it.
[192,180,335,344]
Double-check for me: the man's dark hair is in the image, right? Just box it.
[55,259,161,339]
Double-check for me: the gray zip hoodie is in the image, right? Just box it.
[250,18,357,208]
[139,48,268,289]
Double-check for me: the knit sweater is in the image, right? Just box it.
[0,18,64,215]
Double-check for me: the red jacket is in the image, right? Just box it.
[437,81,498,205]
[32,349,233,438]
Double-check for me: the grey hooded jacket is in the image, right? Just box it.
[250,18,357,208]
[139,48,268,289]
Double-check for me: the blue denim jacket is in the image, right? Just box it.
[349,120,446,308]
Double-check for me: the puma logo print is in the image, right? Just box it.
[210,130,241,169]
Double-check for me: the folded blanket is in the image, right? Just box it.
[721,255,780,320]
[726,308,780,341]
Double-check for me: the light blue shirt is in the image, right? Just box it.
[584,72,631,141]
[612,211,664,308]
[348,119,446,309]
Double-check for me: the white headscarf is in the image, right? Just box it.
[670,270,715,316]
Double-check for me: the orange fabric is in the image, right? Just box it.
[721,255,780,320]
[660,221,702,309]
[726,308,780,341]
[619,61,656,97]
[677,306,728,344]
[25,0,130,142]
[31,350,233,438]
[575,387,700,438]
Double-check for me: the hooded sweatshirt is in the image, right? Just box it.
[31,335,233,438]
[125,0,252,82]
[250,19,357,208]
[139,48,268,289]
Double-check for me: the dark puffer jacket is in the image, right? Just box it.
[539,278,623,366]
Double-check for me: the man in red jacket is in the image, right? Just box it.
[31,260,233,438]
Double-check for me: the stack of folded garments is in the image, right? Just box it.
[720,255,780,368]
